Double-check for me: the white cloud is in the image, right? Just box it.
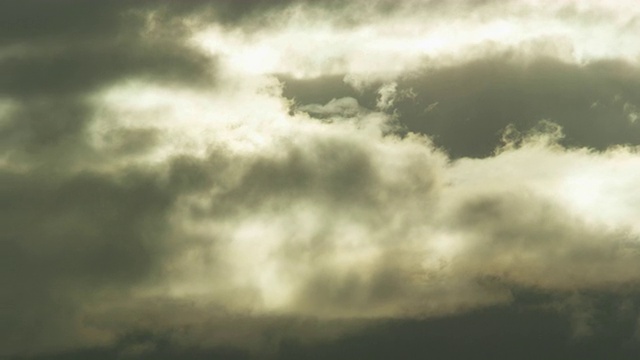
[79,71,640,325]
[191,0,640,80]
[376,82,397,111]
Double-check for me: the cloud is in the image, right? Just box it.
[193,0,640,78]
[298,97,362,119]
[57,70,640,337]
[0,0,215,165]
[283,57,640,158]
[0,167,178,355]
[3,1,640,358]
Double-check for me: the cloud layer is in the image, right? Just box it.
[3,1,640,358]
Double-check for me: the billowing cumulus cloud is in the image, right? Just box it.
[3,1,640,359]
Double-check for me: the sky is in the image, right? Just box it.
[2,0,640,359]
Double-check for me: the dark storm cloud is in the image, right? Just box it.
[274,301,640,360]
[0,164,195,356]
[14,298,640,360]
[283,57,640,158]
[12,328,252,360]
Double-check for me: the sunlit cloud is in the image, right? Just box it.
[4,1,640,358]
[193,0,640,79]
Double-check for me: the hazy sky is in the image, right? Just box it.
[3,1,640,359]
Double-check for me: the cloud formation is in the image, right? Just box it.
[3,1,640,359]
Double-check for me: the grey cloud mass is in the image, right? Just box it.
[283,57,640,158]
[3,1,640,359]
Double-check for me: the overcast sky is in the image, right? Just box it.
[3,1,640,359]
